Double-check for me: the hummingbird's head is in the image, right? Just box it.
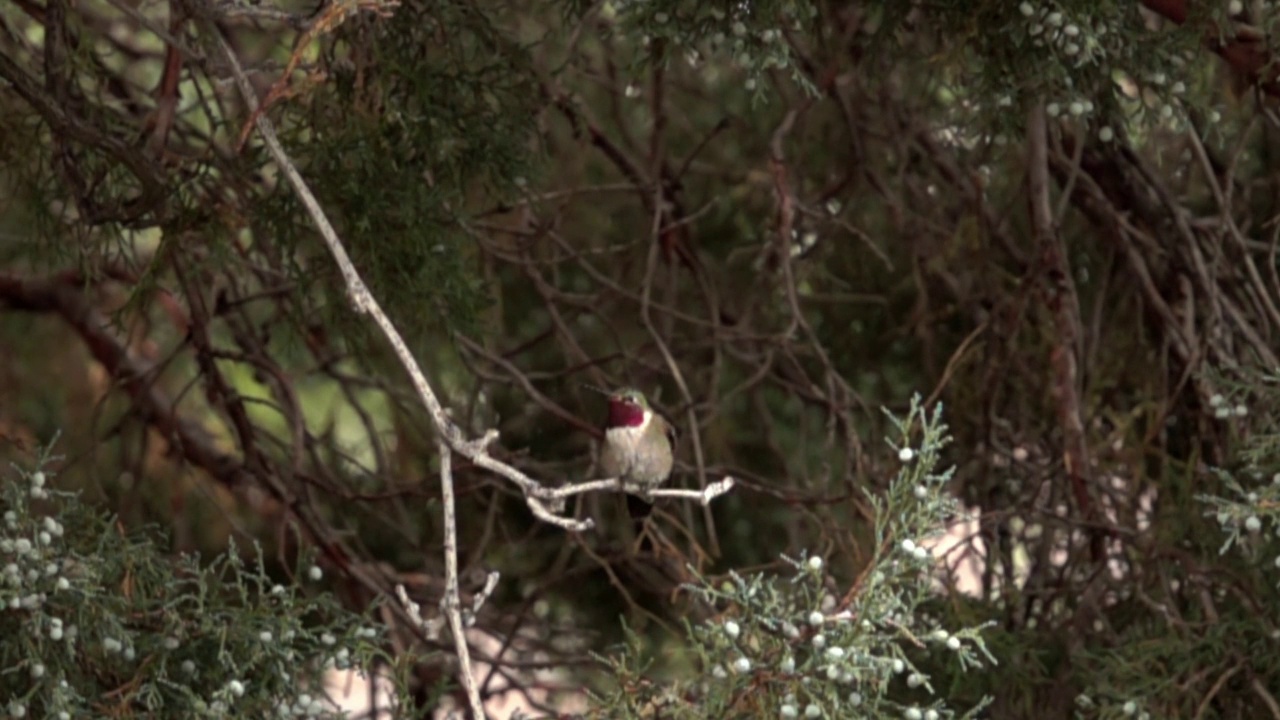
[605,388,649,429]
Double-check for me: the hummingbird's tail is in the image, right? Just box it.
[626,493,655,521]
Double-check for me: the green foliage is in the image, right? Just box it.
[1199,373,1280,561]
[0,443,391,718]
[1199,466,1280,557]
[1073,615,1273,720]
[864,0,1207,142]
[588,0,819,96]
[1058,370,1280,719]
[265,0,543,339]
[7,0,1280,716]
[587,399,994,719]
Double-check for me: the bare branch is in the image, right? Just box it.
[651,477,736,506]
[395,584,444,640]
[435,439,486,719]
[541,476,736,506]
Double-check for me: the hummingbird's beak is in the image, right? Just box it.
[580,383,611,397]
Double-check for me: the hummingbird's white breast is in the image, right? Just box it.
[601,409,664,486]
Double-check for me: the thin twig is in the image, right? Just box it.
[1252,678,1280,720]
[541,475,736,505]
[436,438,486,719]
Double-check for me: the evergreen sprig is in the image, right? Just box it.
[0,444,390,719]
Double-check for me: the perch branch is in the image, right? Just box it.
[542,476,736,506]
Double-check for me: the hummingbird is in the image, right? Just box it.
[595,387,676,496]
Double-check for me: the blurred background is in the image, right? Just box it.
[1,0,1279,716]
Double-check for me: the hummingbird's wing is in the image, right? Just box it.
[657,412,678,446]
[599,431,626,479]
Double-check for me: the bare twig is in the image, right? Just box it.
[653,477,736,505]
[396,584,443,638]
[542,475,736,505]
[392,447,490,719]
[436,439,486,719]
[465,571,501,626]
[1252,677,1280,720]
